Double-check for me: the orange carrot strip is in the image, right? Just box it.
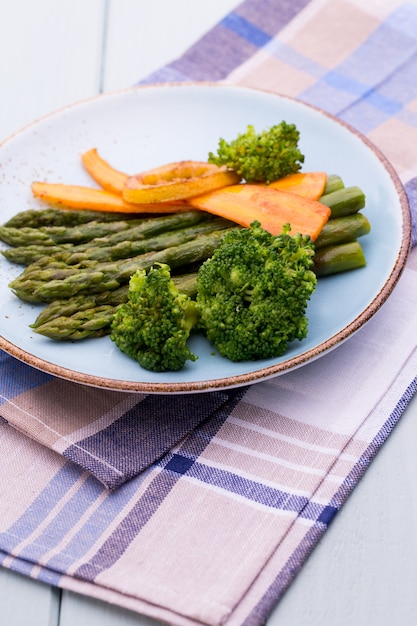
[81,148,128,194]
[188,184,331,240]
[268,172,327,200]
[122,161,241,204]
[32,182,188,214]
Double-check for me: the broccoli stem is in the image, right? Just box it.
[313,240,367,276]
[319,186,366,218]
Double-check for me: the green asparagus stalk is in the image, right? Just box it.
[33,306,118,340]
[313,240,367,276]
[0,209,210,248]
[319,186,366,218]
[0,219,143,247]
[322,174,344,195]
[3,207,140,228]
[31,271,198,329]
[65,210,215,250]
[10,228,236,302]
[31,285,130,328]
[32,272,199,339]
[70,217,232,263]
[10,217,232,266]
[315,213,370,249]
[2,244,73,265]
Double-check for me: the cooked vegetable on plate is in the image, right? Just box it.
[0,122,371,371]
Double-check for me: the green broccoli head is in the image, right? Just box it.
[196,222,317,362]
[110,263,198,372]
[207,122,305,184]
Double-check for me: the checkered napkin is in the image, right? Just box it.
[1,1,417,624]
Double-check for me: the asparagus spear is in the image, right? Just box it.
[32,272,199,339]
[0,219,144,247]
[10,228,236,302]
[1,210,216,265]
[64,218,232,264]
[5,217,232,266]
[31,285,130,327]
[3,207,139,228]
[319,186,366,218]
[2,244,73,265]
[313,240,367,276]
[0,209,210,248]
[65,210,213,249]
[31,271,198,329]
[315,213,370,249]
[322,174,344,195]
[33,306,117,340]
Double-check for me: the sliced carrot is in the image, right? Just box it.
[122,161,241,204]
[81,148,128,194]
[32,182,188,214]
[188,184,331,240]
[268,172,327,200]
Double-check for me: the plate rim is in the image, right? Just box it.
[0,81,412,393]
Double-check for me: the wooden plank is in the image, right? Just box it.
[0,0,104,141]
[0,568,60,626]
[103,0,241,90]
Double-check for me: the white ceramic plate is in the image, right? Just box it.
[0,83,411,393]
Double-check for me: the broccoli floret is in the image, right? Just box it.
[208,122,304,184]
[110,263,198,372]
[196,222,316,362]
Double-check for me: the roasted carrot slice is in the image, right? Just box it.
[32,182,188,214]
[122,161,241,204]
[81,148,128,194]
[188,184,331,240]
[268,172,327,200]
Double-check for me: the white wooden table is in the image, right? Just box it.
[1,2,417,625]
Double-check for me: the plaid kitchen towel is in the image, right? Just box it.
[1,0,417,625]
[0,361,230,489]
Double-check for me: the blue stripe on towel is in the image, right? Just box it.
[0,351,52,405]
[221,14,271,48]
[0,464,85,557]
[62,392,230,490]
